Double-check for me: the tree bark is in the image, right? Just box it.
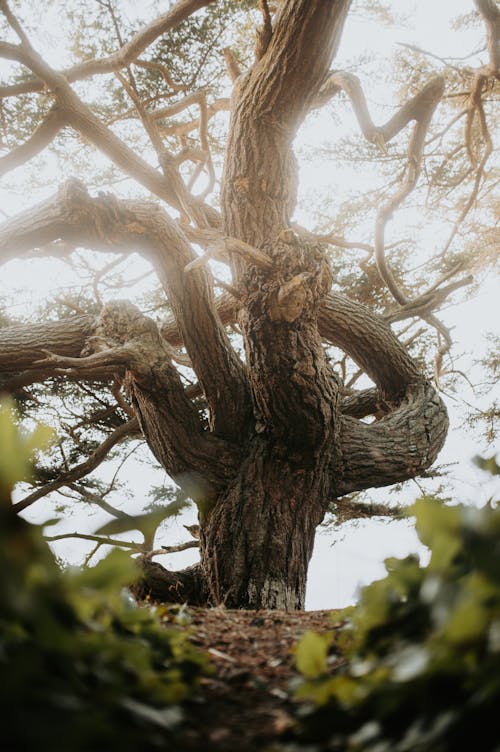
[201,438,331,610]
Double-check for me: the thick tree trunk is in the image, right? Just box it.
[200,0,351,609]
[201,439,332,610]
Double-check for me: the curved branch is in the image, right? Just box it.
[331,72,445,150]
[0,107,65,177]
[318,292,421,399]
[373,79,445,306]
[0,183,251,440]
[330,71,446,308]
[0,0,216,98]
[337,382,448,496]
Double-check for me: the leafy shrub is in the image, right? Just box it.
[295,462,500,751]
[0,401,208,751]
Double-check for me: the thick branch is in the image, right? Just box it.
[89,301,242,493]
[337,382,448,496]
[131,560,207,605]
[0,183,250,439]
[318,292,421,399]
[222,0,352,245]
[340,388,389,419]
[0,315,94,372]
[161,287,431,402]
[475,0,500,74]
[249,0,352,123]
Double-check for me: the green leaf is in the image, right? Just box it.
[95,509,169,539]
[295,631,330,679]
[0,400,56,497]
[72,548,136,591]
[473,454,500,476]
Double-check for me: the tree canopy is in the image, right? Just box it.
[0,0,498,609]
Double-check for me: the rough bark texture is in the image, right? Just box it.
[0,0,453,610]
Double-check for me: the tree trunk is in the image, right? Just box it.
[201,439,332,610]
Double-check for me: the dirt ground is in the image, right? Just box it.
[161,606,346,751]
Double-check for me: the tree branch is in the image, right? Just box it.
[0,0,216,98]
[0,31,216,228]
[248,0,352,124]
[337,382,448,496]
[0,315,95,372]
[44,531,144,551]
[13,418,139,513]
[0,181,250,440]
[131,560,207,605]
[474,0,500,75]
[0,106,65,177]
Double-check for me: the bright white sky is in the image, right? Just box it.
[1,0,499,609]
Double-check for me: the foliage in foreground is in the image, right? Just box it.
[295,460,500,751]
[0,402,208,752]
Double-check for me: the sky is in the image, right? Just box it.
[1,0,499,610]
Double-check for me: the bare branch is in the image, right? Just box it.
[44,531,145,551]
[145,540,199,559]
[184,235,274,273]
[13,418,139,513]
[0,0,216,98]
[66,482,135,521]
[159,97,229,139]
[383,275,474,324]
[0,107,65,177]
[135,58,187,93]
[0,23,216,228]
[443,76,494,256]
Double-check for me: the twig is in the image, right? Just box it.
[13,418,139,513]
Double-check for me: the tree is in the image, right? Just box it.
[0,0,498,609]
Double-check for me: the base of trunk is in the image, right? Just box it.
[200,439,331,610]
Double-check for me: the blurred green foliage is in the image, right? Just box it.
[0,400,207,751]
[295,463,500,751]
